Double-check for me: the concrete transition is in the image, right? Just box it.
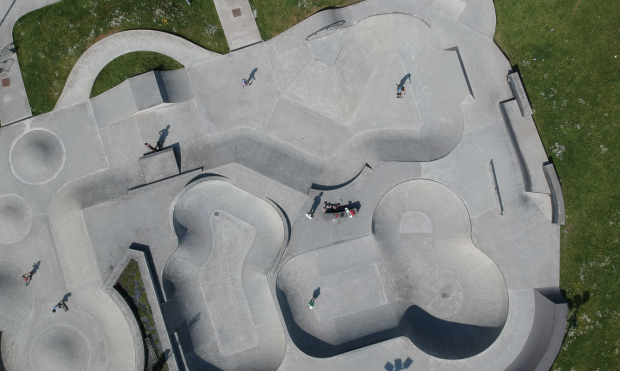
[0,1,565,371]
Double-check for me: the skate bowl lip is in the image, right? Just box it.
[9,128,66,185]
[275,179,509,359]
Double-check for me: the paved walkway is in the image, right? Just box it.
[213,0,262,51]
[55,30,219,110]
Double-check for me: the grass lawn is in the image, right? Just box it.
[494,0,620,369]
[248,0,362,40]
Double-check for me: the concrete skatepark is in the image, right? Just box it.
[0,0,566,370]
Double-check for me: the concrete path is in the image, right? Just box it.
[213,0,262,51]
[55,30,219,110]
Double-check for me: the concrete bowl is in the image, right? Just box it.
[10,129,65,184]
[276,179,508,359]
[31,325,90,371]
[162,180,286,371]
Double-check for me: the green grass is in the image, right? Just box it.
[115,259,169,371]
[91,52,183,98]
[13,0,227,115]
[249,0,362,40]
[494,0,620,369]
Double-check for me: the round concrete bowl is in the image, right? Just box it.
[163,179,286,371]
[276,179,508,359]
[0,194,32,245]
[30,325,90,371]
[10,129,65,185]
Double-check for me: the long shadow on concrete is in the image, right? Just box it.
[277,286,503,359]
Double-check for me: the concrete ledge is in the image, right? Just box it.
[266,197,291,276]
[139,148,180,184]
[500,99,550,194]
[103,248,180,371]
[508,72,533,117]
[504,287,567,371]
[543,163,566,225]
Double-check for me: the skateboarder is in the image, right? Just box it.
[21,272,32,286]
[52,301,68,313]
[305,211,314,219]
[308,297,316,309]
[396,84,406,98]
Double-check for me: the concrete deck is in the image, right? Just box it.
[0,1,565,371]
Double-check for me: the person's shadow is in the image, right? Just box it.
[31,261,40,275]
[62,292,72,303]
[310,192,323,213]
[398,73,411,88]
[312,287,321,299]
[158,125,170,146]
[248,68,258,84]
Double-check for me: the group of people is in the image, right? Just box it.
[306,199,343,219]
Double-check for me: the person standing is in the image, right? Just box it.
[308,297,316,309]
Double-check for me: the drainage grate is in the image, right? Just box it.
[232,8,241,17]
[2,78,9,87]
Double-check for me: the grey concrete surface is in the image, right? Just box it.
[0,194,31,245]
[213,0,262,51]
[0,0,564,370]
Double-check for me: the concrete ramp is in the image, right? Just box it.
[91,69,194,129]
